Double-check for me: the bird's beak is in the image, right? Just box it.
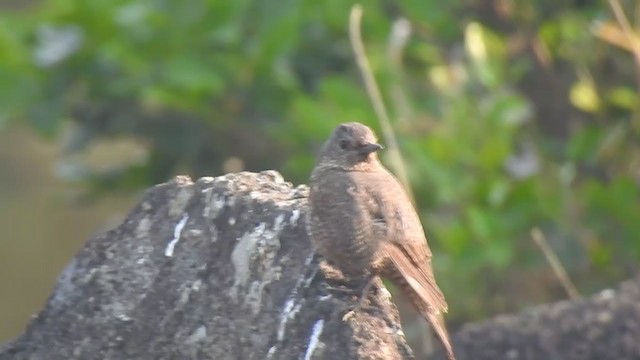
[357,143,384,155]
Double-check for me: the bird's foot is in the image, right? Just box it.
[341,300,377,321]
[325,283,360,294]
[340,275,377,321]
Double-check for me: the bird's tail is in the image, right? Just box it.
[423,310,455,360]
[384,247,455,359]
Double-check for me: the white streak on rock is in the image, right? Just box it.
[270,252,316,349]
[303,320,324,360]
[275,301,302,341]
[202,188,226,219]
[303,268,318,288]
[266,346,277,359]
[289,209,300,226]
[202,188,213,218]
[185,326,207,344]
[165,214,188,257]
[274,214,285,231]
[304,252,315,266]
[116,313,132,321]
[277,299,296,340]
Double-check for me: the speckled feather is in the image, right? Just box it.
[308,122,454,360]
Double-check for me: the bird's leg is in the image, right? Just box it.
[342,274,377,321]
[320,260,362,293]
[319,261,379,319]
[324,277,366,294]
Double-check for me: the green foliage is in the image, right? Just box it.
[0,0,638,320]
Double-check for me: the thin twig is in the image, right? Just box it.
[593,22,635,52]
[530,228,581,300]
[349,4,415,202]
[607,0,640,87]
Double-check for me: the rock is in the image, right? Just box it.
[0,172,412,360]
[432,274,640,360]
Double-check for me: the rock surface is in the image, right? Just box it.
[0,172,412,360]
[431,275,640,360]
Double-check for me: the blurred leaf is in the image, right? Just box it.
[485,239,513,269]
[464,22,507,88]
[163,55,223,95]
[606,87,638,110]
[399,0,459,39]
[567,125,602,161]
[570,79,601,113]
[467,206,493,241]
[539,13,594,61]
[589,239,613,269]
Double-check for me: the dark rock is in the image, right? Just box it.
[432,274,640,360]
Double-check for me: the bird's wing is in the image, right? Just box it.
[384,243,454,358]
[357,170,454,359]
[360,171,448,314]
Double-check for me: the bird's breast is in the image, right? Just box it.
[307,174,381,277]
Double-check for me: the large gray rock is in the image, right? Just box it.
[0,172,412,360]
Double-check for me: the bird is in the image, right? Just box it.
[307,122,455,360]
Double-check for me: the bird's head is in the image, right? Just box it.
[317,122,384,171]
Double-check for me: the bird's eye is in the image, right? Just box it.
[339,140,348,150]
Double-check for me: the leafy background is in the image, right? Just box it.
[1,0,639,354]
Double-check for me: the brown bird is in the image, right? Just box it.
[307,122,454,359]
